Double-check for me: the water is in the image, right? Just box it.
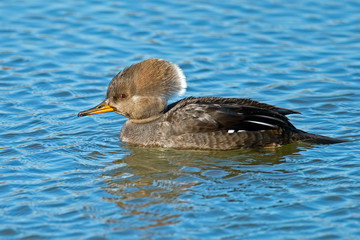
[1,0,360,239]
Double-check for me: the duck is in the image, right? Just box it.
[78,58,345,150]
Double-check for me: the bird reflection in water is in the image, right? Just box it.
[98,143,306,229]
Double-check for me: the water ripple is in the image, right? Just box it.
[1,0,360,239]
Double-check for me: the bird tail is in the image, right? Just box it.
[294,130,346,144]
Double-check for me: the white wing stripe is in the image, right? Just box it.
[245,120,277,128]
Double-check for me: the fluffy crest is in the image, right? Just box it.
[107,58,186,100]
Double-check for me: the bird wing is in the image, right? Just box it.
[164,97,298,134]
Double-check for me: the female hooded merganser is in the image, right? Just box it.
[78,58,345,150]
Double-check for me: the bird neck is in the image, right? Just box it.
[127,96,166,120]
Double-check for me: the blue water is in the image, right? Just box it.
[1,0,360,239]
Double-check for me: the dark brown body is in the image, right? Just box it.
[120,97,344,150]
[78,59,345,150]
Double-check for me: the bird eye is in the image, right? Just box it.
[112,94,126,102]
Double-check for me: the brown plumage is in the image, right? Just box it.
[78,58,345,150]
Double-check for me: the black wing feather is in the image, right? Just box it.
[165,97,298,134]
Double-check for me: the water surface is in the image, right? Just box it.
[1,0,360,239]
